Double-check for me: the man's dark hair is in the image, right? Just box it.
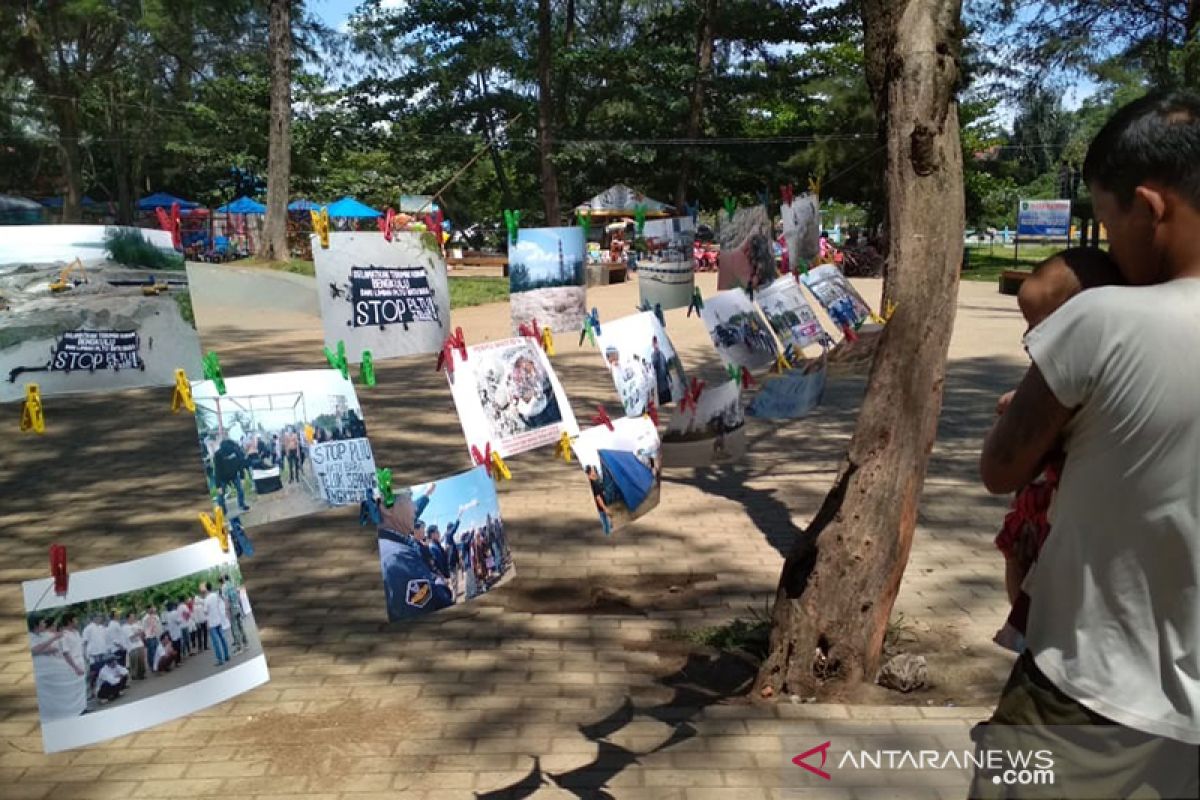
[1083,91,1200,208]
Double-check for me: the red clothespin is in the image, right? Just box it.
[517,318,538,339]
[436,327,468,373]
[780,184,795,205]
[423,209,444,246]
[49,544,68,596]
[472,442,493,477]
[842,324,859,343]
[741,367,756,389]
[379,208,396,241]
[592,405,614,431]
[645,400,659,426]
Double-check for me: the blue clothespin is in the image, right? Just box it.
[687,287,704,317]
[360,493,382,526]
[579,308,601,346]
[229,518,254,558]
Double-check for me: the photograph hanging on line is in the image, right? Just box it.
[572,415,662,535]
[748,363,827,419]
[1,247,203,403]
[716,206,777,291]
[800,264,873,330]
[755,275,830,353]
[509,226,587,334]
[780,193,821,270]
[447,336,579,458]
[377,465,514,622]
[637,216,696,311]
[21,539,268,753]
[312,231,450,363]
[699,288,780,373]
[191,369,377,529]
[596,311,688,417]
[662,380,746,467]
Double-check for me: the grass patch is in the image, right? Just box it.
[670,602,772,662]
[105,228,184,270]
[231,257,316,277]
[172,291,195,326]
[960,243,1074,283]
[449,276,509,309]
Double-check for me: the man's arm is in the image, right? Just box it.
[980,364,1073,494]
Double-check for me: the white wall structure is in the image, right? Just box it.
[0,225,174,265]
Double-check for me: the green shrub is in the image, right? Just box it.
[104,228,185,270]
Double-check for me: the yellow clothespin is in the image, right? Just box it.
[199,505,229,552]
[311,207,331,249]
[807,175,821,197]
[774,352,793,374]
[19,384,44,434]
[540,326,555,357]
[490,450,511,481]
[556,431,574,462]
[882,300,897,322]
[304,423,314,443]
[171,369,195,413]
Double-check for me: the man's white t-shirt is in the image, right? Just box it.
[1024,281,1200,744]
[204,592,224,629]
[122,622,144,652]
[81,622,109,659]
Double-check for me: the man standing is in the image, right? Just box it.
[650,336,673,404]
[586,465,613,536]
[191,591,208,651]
[978,92,1200,797]
[141,606,162,672]
[105,610,127,668]
[213,437,250,512]
[282,426,301,484]
[427,526,451,581]
[81,614,110,698]
[220,575,247,653]
[122,612,147,681]
[202,583,230,666]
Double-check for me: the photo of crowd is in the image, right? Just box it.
[377,465,514,622]
[800,264,873,330]
[572,416,663,535]
[755,275,829,353]
[596,311,687,417]
[699,288,780,373]
[663,380,746,467]
[21,540,269,753]
[192,369,375,528]
[449,337,579,457]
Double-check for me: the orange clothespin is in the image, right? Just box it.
[645,400,659,426]
[172,369,195,413]
[20,384,44,433]
[199,506,229,552]
[556,431,574,462]
[592,405,614,431]
[311,207,331,249]
[49,544,68,597]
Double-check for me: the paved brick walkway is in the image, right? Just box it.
[0,270,1029,798]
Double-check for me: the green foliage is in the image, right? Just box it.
[104,228,184,270]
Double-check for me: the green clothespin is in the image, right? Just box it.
[376,468,395,507]
[687,286,704,317]
[854,317,865,332]
[325,340,349,380]
[202,352,225,395]
[723,197,737,221]
[726,364,742,384]
[360,350,376,387]
[504,209,520,244]
[634,204,647,237]
[577,211,591,239]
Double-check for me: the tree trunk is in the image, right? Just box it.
[53,100,85,223]
[475,72,514,211]
[536,0,561,225]
[259,0,292,261]
[755,0,964,699]
[675,0,717,210]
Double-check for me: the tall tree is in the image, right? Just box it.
[536,0,560,225]
[259,0,292,260]
[755,0,964,698]
[676,0,718,209]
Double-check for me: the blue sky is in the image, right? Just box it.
[413,466,500,535]
[311,0,362,28]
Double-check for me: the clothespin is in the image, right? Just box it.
[437,327,468,374]
[774,351,793,374]
[360,350,376,387]
[652,303,664,328]
[325,340,349,380]
[360,493,382,526]
[723,197,737,221]
[579,308,601,346]
[726,364,755,389]
[780,184,795,205]
[679,377,706,414]
[199,505,229,552]
[577,211,592,239]
[540,326,555,356]
[376,468,395,507]
[556,431,574,462]
[517,318,539,339]
[471,443,492,473]
[49,544,68,596]
[171,369,195,413]
[503,209,520,244]
[378,208,396,241]
[490,450,511,481]
[687,287,704,317]
[757,188,770,210]
[423,209,445,246]
[645,400,659,426]
[304,423,315,443]
[883,300,897,322]
[842,324,859,342]
[592,405,614,431]
[311,207,331,249]
[229,518,254,558]
[19,384,44,434]
[807,175,821,197]
[202,352,225,395]
[634,204,647,236]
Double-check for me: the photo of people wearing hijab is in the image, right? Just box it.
[595,311,688,417]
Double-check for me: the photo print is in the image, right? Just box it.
[509,226,587,334]
[191,369,377,529]
[800,264,873,330]
[596,311,688,417]
[572,415,662,535]
[447,337,579,458]
[662,380,746,467]
[21,539,268,753]
[312,231,450,363]
[781,193,821,270]
[377,465,514,622]
[1,256,203,402]
[699,288,780,373]
[716,205,777,291]
[747,364,827,420]
[637,216,696,310]
[755,275,830,353]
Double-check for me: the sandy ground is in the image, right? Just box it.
[510,285,587,335]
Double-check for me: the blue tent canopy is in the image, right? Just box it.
[287,198,324,211]
[597,450,655,512]
[40,195,101,208]
[215,196,266,214]
[326,196,382,219]
[137,192,199,211]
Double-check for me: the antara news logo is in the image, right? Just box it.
[793,740,1056,787]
